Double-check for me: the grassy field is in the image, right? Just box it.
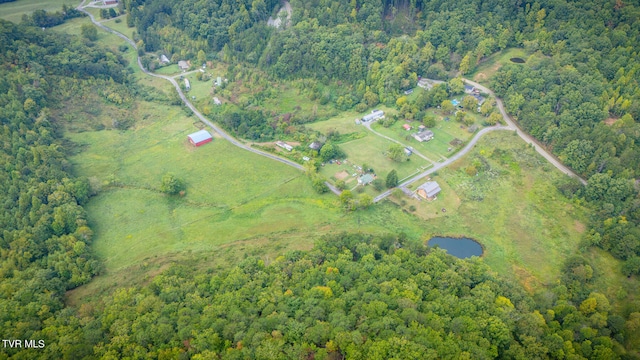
[54,16,610,306]
[0,0,79,23]
[469,47,529,84]
[391,131,590,289]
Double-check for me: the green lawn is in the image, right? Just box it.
[0,0,79,23]
[469,47,530,85]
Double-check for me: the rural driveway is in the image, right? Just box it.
[362,121,437,164]
[373,125,512,202]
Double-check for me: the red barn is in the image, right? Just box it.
[187,130,213,147]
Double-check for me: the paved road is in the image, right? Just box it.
[78,2,342,196]
[463,79,587,185]
[374,125,512,202]
[362,121,437,164]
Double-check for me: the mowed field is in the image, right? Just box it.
[469,47,530,84]
[0,0,79,23]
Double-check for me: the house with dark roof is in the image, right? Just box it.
[416,181,441,200]
[413,129,434,142]
[464,85,480,94]
[187,130,213,147]
[309,141,322,151]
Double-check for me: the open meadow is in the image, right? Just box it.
[0,0,79,23]
[469,47,530,84]
[55,17,621,308]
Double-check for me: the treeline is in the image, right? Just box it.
[0,19,129,358]
[490,1,640,273]
[20,5,84,28]
[23,233,637,358]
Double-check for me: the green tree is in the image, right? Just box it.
[109,8,117,18]
[449,78,464,94]
[455,110,466,123]
[359,194,373,209]
[387,144,405,162]
[459,52,472,74]
[480,100,493,116]
[320,143,336,162]
[386,170,398,188]
[462,95,477,110]
[423,114,436,128]
[197,50,206,65]
[487,112,502,125]
[81,24,98,41]
[441,100,454,114]
[160,173,185,195]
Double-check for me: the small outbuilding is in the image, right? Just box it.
[403,124,412,131]
[187,130,213,147]
[160,54,170,64]
[184,78,190,91]
[309,141,322,151]
[416,181,441,200]
[178,60,189,71]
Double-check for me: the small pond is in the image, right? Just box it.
[510,57,526,63]
[428,237,483,258]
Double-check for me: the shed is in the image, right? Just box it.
[178,60,189,71]
[309,141,322,151]
[160,54,170,64]
[187,130,213,147]
[213,97,222,105]
[416,181,441,200]
[403,124,412,131]
[184,78,190,91]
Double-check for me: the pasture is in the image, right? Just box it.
[469,47,530,84]
[0,0,78,23]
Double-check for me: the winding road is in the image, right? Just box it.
[463,79,587,185]
[77,1,342,196]
[78,0,584,202]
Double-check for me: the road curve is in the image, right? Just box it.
[77,2,342,196]
[463,79,587,185]
[373,125,512,202]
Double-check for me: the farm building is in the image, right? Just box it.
[404,89,414,95]
[404,147,413,156]
[417,78,444,90]
[184,78,190,91]
[362,110,384,122]
[416,181,441,200]
[160,54,170,64]
[413,129,434,142]
[178,61,189,71]
[213,97,222,105]
[358,174,375,185]
[187,130,213,147]
[309,141,322,151]
[403,124,412,131]
[276,141,293,151]
[104,0,118,5]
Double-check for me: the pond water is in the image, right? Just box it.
[510,57,526,63]
[428,237,483,258]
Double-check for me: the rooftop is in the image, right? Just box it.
[188,129,212,143]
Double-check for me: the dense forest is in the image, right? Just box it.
[0,19,128,358]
